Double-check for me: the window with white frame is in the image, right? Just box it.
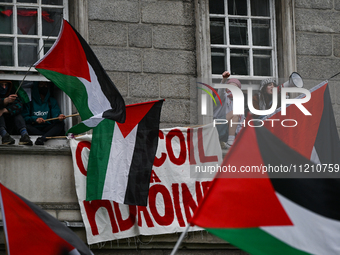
[0,0,68,72]
[0,0,72,129]
[209,0,277,86]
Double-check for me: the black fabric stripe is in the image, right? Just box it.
[314,85,340,165]
[68,21,126,123]
[124,100,164,206]
[255,126,340,221]
[12,191,92,255]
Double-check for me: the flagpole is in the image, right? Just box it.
[170,224,191,255]
[44,113,80,122]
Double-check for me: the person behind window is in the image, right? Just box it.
[213,71,244,149]
[22,81,66,146]
[0,80,33,145]
[252,78,281,119]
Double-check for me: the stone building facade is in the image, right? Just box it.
[1,0,340,254]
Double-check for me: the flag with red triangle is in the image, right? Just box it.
[0,183,93,255]
[190,120,340,255]
[85,100,164,206]
[264,80,340,166]
[34,19,126,125]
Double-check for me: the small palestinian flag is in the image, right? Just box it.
[0,183,93,255]
[34,19,126,124]
[86,99,164,206]
[190,124,340,255]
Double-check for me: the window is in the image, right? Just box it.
[209,0,277,86]
[0,0,68,72]
[0,0,72,129]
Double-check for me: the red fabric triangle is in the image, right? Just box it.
[191,124,293,228]
[116,101,155,138]
[35,19,90,82]
[264,84,326,158]
[0,184,74,254]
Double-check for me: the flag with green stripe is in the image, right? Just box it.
[34,19,126,125]
[86,100,164,206]
[191,122,340,254]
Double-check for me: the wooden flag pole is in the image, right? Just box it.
[170,224,191,255]
[44,113,79,122]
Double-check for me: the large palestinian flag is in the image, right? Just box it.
[34,19,126,124]
[190,124,340,255]
[86,100,164,206]
[264,81,340,165]
[0,183,93,255]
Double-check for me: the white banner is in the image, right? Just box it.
[70,123,222,244]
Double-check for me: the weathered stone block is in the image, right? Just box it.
[107,71,129,97]
[295,9,340,33]
[89,21,127,46]
[93,47,142,72]
[160,74,191,99]
[333,35,340,58]
[89,0,139,23]
[143,50,196,74]
[297,57,340,82]
[336,0,340,11]
[161,99,191,123]
[0,152,77,203]
[129,24,152,48]
[141,1,194,25]
[129,73,159,97]
[295,0,332,9]
[296,33,332,56]
[153,25,195,50]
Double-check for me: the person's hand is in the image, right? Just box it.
[4,94,17,105]
[36,118,45,124]
[0,108,8,117]
[222,71,230,79]
[58,114,66,121]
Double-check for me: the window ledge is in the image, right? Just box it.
[0,136,71,155]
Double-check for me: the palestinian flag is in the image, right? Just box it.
[264,81,340,165]
[190,124,340,255]
[86,99,164,206]
[0,183,93,255]
[34,19,126,124]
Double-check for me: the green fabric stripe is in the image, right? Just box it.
[86,119,115,201]
[67,122,92,135]
[36,69,93,120]
[206,228,311,255]
[13,81,30,104]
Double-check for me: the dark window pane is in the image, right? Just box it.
[211,47,225,54]
[18,38,38,66]
[253,50,272,76]
[44,39,55,54]
[212,55,226,75]
[228,0,247,15]
[0,0,13,3]
[0,38,13,66]
[229,19,248,45]
[251,0,270,16]
[17,8,37,35]
[210,18,225,44]
[252,19,270,46]
[230,49,249,75]
[42,0,63,4]
[209,0,224,15]
[42,8,62,36]
[0,6,12,34]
